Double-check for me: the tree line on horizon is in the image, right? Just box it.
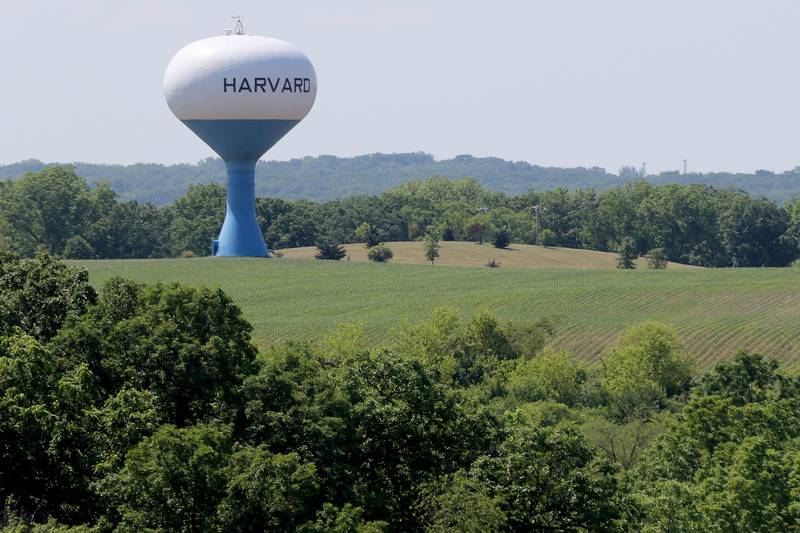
[2,254,800,531]
[3,153,800,205]
[1,166,799,267]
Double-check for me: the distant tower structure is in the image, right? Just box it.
[683,159,688,175]
[164,19,317,256]
[640,162,647,177]
[530,205,546,244]
[232,15,245,35]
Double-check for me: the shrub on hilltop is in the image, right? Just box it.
[315,241,346,260]
[367,244,393,262]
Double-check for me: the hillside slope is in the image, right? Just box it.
[70,258,798,369]
[279,241,698,270]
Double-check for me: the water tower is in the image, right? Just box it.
[163,18,317,256]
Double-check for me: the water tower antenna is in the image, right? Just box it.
[232,16,245,35]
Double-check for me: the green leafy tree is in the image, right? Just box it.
[392,308,549,388]
[645,248,668,269]
[507,350,588,407]
[502,319,554,358]
[242,343,353,506]
[393,309,513,386]
[320,322,368,360]
[52,278,257,426]
[299,503,387,533]
[259,198,322,249]
[640,184,726,265]
[696,350,784,406]
[635,354,800,532]
[599,322,693,419]
[245,342,494,529]
[719,196,794,266]
[539,228,557,247]
[94,387,164,473]
[467,222,488,244]
[492,227,511,249]
[419,471,507,532]
[469,413,634,531]
[170,183,226,256]
[392,307,468,379]
[355,222,383,248]
[617,236,638,269]
[0,166,89,255]
[441,225,456,241]
[219,446,320,532]
[0,333,63,518]
[0,333,103,524]
[0,253,97,341]
[424,228,440,264]
[62,235,95,259]
[0,212,13,253]
[336,352,493,528]
[109,424,231,532]
[87,200,172,259]
[581,413,666,470]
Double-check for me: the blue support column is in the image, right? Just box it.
[181,118,301,258]
[215,160,268,257]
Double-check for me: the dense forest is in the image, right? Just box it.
[3,153,800,205]
[3,254,800,531]
[1,166,799,268]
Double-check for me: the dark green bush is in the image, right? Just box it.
[367,244,393,262]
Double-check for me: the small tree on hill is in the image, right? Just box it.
[539,229,557,248]
[424,229,440,265]
[492,228,511,249]
[646,248,668,270]
[63,235,96,259]
[355,222,382,248]
[468,223,488,244]
[442,226,456,241]
[617,237,638,269]
[315,241,346,261]
[367,244,393,262]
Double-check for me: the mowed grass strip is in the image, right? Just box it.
[69,258,800,368]
[279,241,699,270]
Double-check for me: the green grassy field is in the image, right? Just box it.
[69,256,800,369]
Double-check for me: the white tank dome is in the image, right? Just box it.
[163,34,317,121]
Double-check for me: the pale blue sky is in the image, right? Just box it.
[2,0,799,174]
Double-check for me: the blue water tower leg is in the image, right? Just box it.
[215,160,269,257]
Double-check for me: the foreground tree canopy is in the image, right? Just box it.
[2,255,800,531]
[2,167,799,267]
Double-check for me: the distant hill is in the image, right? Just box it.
[3,153,799,205]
